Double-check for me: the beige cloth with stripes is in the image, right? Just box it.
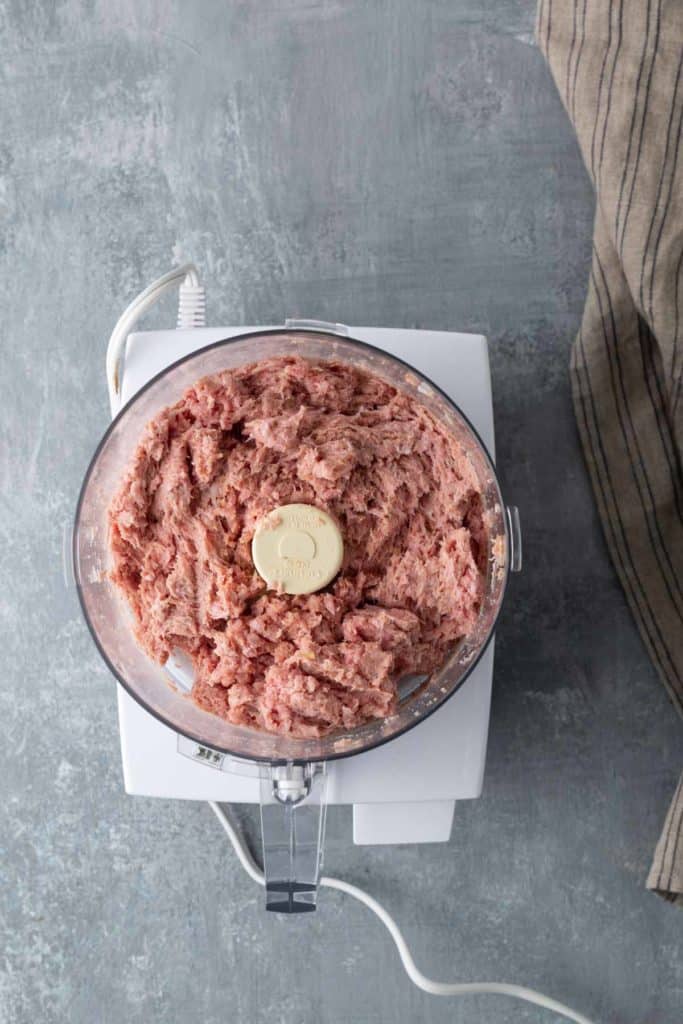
[537,0,683,904]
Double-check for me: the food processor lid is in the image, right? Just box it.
[73,327,514,766]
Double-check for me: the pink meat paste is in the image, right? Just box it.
[109,356,488,738]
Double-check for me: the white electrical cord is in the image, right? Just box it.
[208,801,597,1024]
[106,263,205,414]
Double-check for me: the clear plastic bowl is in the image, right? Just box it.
[74,329,512,766]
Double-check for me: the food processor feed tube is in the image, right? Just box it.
[260,762,327,912]
[74,329,515,915]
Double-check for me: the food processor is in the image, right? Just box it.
[73,268,522,915]
[68,268,600,1023]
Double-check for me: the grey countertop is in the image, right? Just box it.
[2,2,681,1022]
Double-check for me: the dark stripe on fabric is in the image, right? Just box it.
[592,251,683,618]
[575,328,678,685]
[545,0,552,59]
[642,318,683,491]
[590,0,615,180]
[672,245,683,406]
[637,319,683,525]
[614,0,652,243]
[619,0,662,257]
[645,52,683,323]
[598,0,624,174]
[571,0,588,120]
[565,1,579,110]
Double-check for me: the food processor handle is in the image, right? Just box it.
[506,506,523,573]
[259,762,327,913]
[284,318,349,336]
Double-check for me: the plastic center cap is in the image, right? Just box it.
[252,503,344,596]
[278,531,316,562]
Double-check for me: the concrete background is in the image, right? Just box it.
[1,1,681,1022]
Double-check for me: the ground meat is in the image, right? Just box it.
[109,355,488,738]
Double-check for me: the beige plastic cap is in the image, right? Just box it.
[251,503,344,596]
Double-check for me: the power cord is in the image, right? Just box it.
[106,263,205,414]
[209,801,597,1024]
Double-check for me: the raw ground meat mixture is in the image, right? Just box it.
[109,355,489,738]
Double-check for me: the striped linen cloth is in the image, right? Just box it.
[536,0,683,903]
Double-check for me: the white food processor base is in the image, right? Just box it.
[116,323,496,845]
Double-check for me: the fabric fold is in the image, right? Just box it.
[537,0,683,903]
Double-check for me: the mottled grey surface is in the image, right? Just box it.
[1,1,681,1022]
